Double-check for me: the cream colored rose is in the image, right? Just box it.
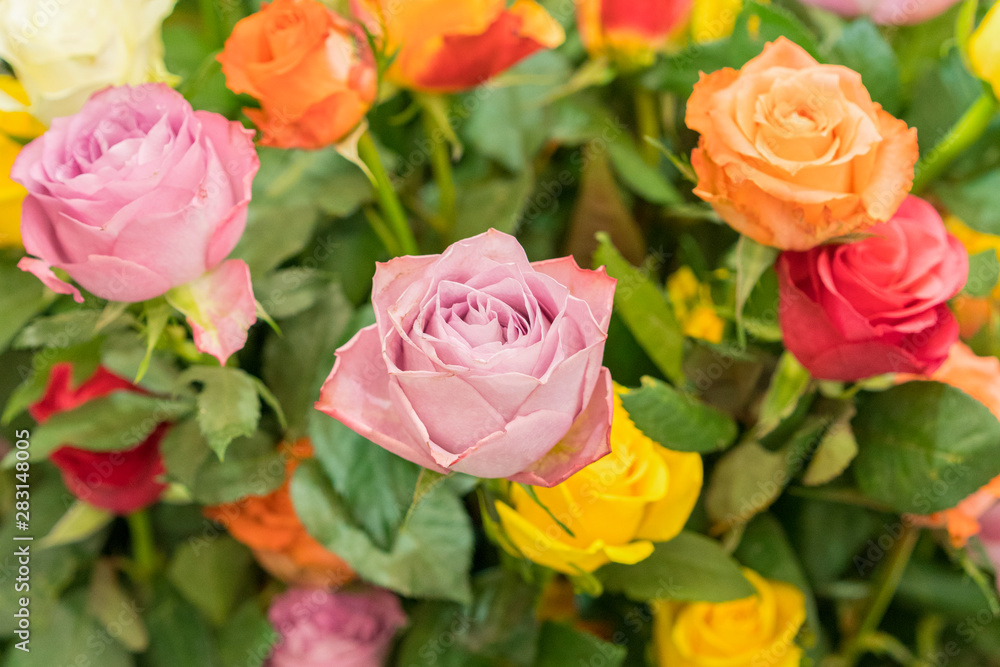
[0,0,177,124]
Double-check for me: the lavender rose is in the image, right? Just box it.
[266,587,407,667]
[316,230,616,486]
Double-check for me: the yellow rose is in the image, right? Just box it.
[653,569,806,667]
[0,77,44,249]
[667,267,724,343]
[689,0,742,43]
[495,385,703,575]
[970,2,1000,97]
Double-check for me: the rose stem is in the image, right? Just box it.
[912,90,998,194]
[840,523,920,667]
[126,509,158,583]
[421,107,457,239]
[358,131,420,256]
[634,86,662,166]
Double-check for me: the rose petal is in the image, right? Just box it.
[17,256,83,303]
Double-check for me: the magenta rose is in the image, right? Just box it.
[316,229,616,486]
[266,587,406,667]
[777,196,968,381]
[798,0,960,25]
[13,83,261,364]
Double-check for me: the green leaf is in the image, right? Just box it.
[87,559,149,652]
[28,392,192,461]
[598,531,754,602]
[179,366,263,460]
[218,601,277,667]
[594,233,685,385]
[402,469,455,529]
[291,458,475,603]
[853,381,1000,514]
[454,169,534,241]
[137,300,172,383]
[801,404,858,486]
[620,376,737,453]
[13,310,105,349]
[0,261,47,353]
[189,431,286,505]
[167,535,255,626]
[607,135,681,205]
[755,352,812,437]
[565,146,646,268]
[965,249,1000,297]
[143,580,220,667]
[706,416,826,529]
[533,622,626,667]
[936,168,1000,235]
[828,19,901,114]
[734,236,780,347]
[39,501,114,549]
[729,2,822,61]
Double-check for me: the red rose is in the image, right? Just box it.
[30,363,168,514]
[777,196,968,381]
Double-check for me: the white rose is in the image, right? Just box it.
[0,0,177,124]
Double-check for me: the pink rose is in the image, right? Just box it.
[316,230,616,486]
[980,504,1000,594]
[14,83,261,364]
[777,195,968,381]
[266,587,406,667]
[15,83,258,302]
[798,0,961,25]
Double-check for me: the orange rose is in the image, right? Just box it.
[205,439,355,588]
[901,343,1000,546]
[685,37,918,250]
[219,0,377,149]
[576,0,691,69]
[351,0,565,91]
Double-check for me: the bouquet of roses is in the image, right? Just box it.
[2,0,1000,665]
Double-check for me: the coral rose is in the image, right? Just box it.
[777,196,967,381]
[219,0,377,149]
[494,385,702,574]
[686,37,918,250]
[351,0,564,91]
[653,569,806,667]
[576,0,692,69]
[205,440,354,588]
[266,586,407,667]
[903,343,1000,547]
[316,230,616,486]
[29,364,168,514]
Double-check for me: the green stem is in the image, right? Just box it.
[364,207,403,257]
[634,86,661,165]
[126,510,157,582]
[357,132,419,256]
[912,91,998,194]
[842,524,920,666]
[197,0,225,48]
[422,110,458,239]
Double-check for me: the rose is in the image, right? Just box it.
[653,569,807,667]
[205,440,354,588]
[685,37,918,250]
[316,229,616,486]
[0,0,177,124]
[266,587,406,667]
[351,0,565,91]
[798,0,960,24]
[494,384,702,574]
[13,83,261,363]
[29,363,168,514]
[903,344,1000,547]
[777,196,968,381]
[219,0,377,150]
[0,76,45,248]
[971,2,1000,99]
[576,0,692,69]
[14,83,259,303]
[979,504,1000,594]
